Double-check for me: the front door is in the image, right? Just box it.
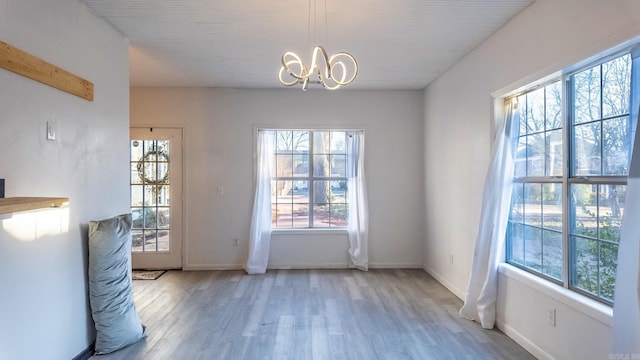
[130,127,183,269]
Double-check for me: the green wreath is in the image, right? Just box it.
[137,149,170,185]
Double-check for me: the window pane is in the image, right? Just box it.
[331,155,346,177]
[573,122,601,176]
[542,230,563,280]
[292,203,309,228]
[602,54,631,119]
[599,242,618,301]
[546,129,563,176]
[598,184,625,242]
[524,183,542,227]
[524,225,542,272]
[331,181,347,203]
[603,116,630,175]
[526,88,545,134]
[292,181,309,203]
[292,154,308,177]
[526,133,545,176]
[275,180,293,202]
[292,131,309,152]
[331,131,347,152]
[276,154,293,177]
[313,181,332,204]
[330,204,348,227]
[545,82,563,130]
[572,236,598,295]
[276,131,293,151]
[313,155,331,177]
[510,183,524,223]
[508,222,524,265]
[542,183,562,231]
[313,203,330,228]
[514,137,527,178]
[570,184,597,238]
[573,66,601,125]
[313,131,330,153]
[276,204,293,227]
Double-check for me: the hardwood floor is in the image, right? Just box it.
[93,269,535,360]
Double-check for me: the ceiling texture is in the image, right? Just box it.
[81,0,534,90]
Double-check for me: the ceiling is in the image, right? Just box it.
[81,0,534,90]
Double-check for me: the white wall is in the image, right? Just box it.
[131,88,424,270]
[0,0,129,359]
[422,0,640,359]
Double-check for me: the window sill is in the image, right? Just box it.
[498,263,613,327]
[272,228,348,236]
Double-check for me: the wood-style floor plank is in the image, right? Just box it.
[92,269,535,360]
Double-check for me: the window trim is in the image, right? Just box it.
[254,126,364,230]
[504,49,634,305]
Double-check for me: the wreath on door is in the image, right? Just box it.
[136,148,170,185]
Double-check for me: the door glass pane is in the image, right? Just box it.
[131,138,172,253]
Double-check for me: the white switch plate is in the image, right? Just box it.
[547,308,556,327]
[47,122,56,141]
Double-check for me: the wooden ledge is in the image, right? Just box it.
[0,197,69,215]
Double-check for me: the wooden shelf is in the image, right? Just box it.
[0,197,69,215]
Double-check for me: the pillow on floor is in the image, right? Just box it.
[88,213,146,355]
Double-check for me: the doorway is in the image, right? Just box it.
[130,127,183,269]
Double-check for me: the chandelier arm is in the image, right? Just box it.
[328,52,358,85]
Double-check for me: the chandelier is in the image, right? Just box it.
[278,1,358,90]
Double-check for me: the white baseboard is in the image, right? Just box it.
[421,264,465,300]
[183,262,424,271]
[495,320,554,360]
[369,262,423,269]
[183,263,243,271]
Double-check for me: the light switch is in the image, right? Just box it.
[47,122,56,141]
[217,186,224,195]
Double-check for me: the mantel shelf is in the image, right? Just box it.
[0,197,69,215]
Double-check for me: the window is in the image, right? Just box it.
[506,52,634,304]
[270,130,349,228]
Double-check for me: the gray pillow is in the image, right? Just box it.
[88,213,146,355]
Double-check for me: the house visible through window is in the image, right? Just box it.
[506,52,634,304]
[271,130,349,228]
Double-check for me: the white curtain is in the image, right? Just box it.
[612,45,640,354]
[245,130,274,274]
[459,99,521,329]
[347,131,369,271]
